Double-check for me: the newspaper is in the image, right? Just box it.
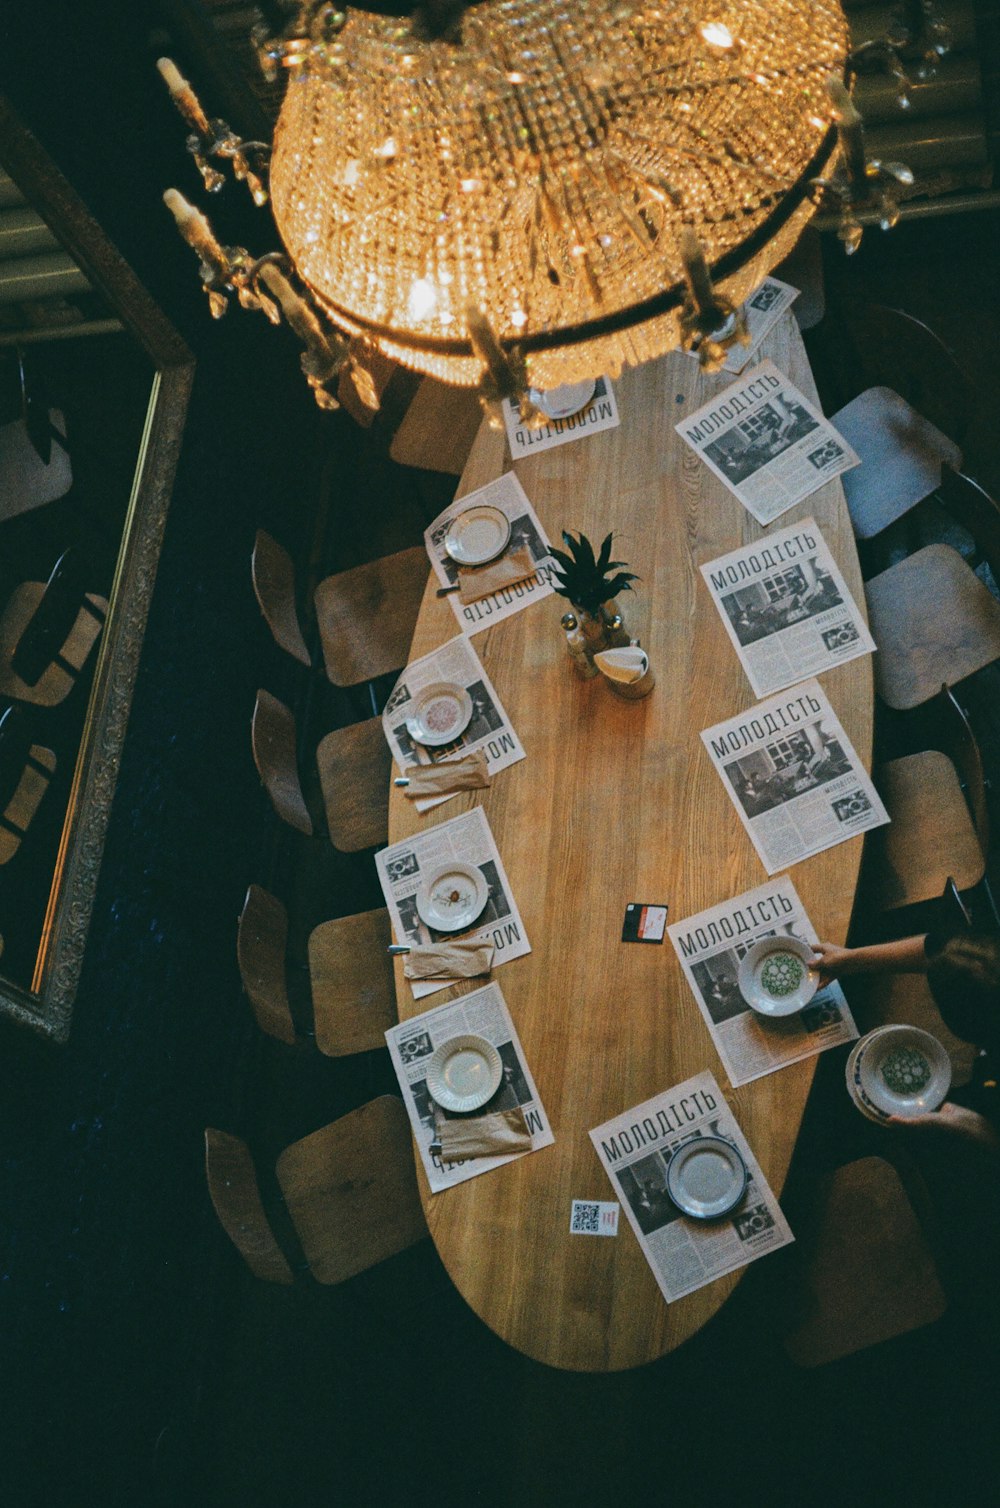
[589,1070,793,1303]
[425,471,557,636]
[685,276,800,376]
[700,517,875,697]
[667,876,858,1087]
[375,806,530,999]
[502,375,620,459]
[385,982,554,1193]
[676,359,860,525]
[382,635,524,812]
[701,678,889,875]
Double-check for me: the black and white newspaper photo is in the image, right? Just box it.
[684,276,799,376]
[700,517,876,697]
[424,471,557,636]
[589,1071,793,1303]
[375,806,531,999]
[676,359,860,525]
[701,679,889,874]
[381,635,524,811]
[667,877,858,1087]
[385,983,554,1193]
[502,376,620,458]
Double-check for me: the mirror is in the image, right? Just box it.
[0,97,194,1043]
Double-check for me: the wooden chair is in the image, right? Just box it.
[866,687,989,915]
[843,303,975,450]
[389,376,484,475]
[251,689,313,836]
[251,530,310,667]
[314,546,428,687]
[316,716,391,851]
[935,465,1000,586]
[784,1156,946,1367]
[236,884,298,1045]
[864,543,1000,711]
[308,908,397,1056]
[0,549,107,706]
[0,704,56,865]
[204,1128,294,1285]
[276,1096,426,1284]
[833,387,962,541]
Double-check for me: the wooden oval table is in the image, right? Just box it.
[389,314,873,1372]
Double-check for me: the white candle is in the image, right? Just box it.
[157,56,211,138]
[163,189,228,275]
[258,263,329,351]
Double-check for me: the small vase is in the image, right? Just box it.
[573,598,625,654]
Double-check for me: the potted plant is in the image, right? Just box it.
[550,530,637,652]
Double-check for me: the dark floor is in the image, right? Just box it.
[3,204,1000,1507]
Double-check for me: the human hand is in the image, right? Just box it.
[889,1101,1000,1153]
[808,940,855,987]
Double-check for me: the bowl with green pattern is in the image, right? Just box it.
[856,1024,951,1117]
[738,936,819,1018]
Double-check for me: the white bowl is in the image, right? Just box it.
[737,936,819,1017]
[856,1025,951,1117]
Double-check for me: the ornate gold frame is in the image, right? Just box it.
[0,97,195,1042]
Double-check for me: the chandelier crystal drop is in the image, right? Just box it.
[267,0,849,389]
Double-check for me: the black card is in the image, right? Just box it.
[621,903,668,944]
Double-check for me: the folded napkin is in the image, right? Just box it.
[593,646,647,684]
[401,751,491,798]
[457,545,536,604]
[434,1103,533,1162]
[403,939,495,981]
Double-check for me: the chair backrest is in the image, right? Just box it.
[237,885,298,1044]
[307,908,396,1056]
[10,548,104,687]
[315,717,391,851]
[0,704,32,813]
[275,1095,426,1284]
[204,1128,294,1285]
[844,303,974,447]
[934,682,990,856]
[251,531,311,667]
[935,466,1000,587]
[251,689,313,836]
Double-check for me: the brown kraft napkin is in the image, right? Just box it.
[434,1103,533,1162]
[457,545,536,604]
[403,940,495,981]
[402,751,491,797]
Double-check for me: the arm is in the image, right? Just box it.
[810,934,928,986]
[889,1101,1000,1154]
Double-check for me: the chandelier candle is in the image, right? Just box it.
[156,57,212,140]
[162,189,229,277]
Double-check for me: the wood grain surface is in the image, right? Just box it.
[388,316,874,1371]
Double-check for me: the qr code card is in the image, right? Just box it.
[570,1200,620,1237]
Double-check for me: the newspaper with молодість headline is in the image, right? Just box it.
[424,471,556,637]
[667,876,858,1088]
[701,678,889,876]
[381,634,524,812]
[589,1071,793,1303]
[385,981,554,1193]
[502,375,620,458]
[676,359,860,526]
[375,805,530,999]
[684,276,800,377]
[700,517,875,698]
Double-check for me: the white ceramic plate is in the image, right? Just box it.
[665,1136,748,1220]
[426,1033,503,1113]
[404,681,473,747]
[857,1024,951,1117]
[529,380,596,419]
[444,505,511,566]
[737,936,819,1017]
[415,862,489,932]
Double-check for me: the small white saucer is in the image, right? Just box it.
[444,504,511,566]
[416,862,489,932]
[665,1136,748,1220]
[738,936,818,1017]
[529,380,596,419]
[405,682,473,747]
[426,1033,502,1113]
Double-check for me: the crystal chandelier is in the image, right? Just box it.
[160,0,913,412]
